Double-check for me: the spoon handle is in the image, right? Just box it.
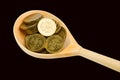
[79,48,120,72]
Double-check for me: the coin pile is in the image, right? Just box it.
[20,13,66,53]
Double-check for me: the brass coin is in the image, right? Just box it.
[25,34,46,52]
[20,23,38,34]
[23,13,42,25]
[55,23,61,33]
[53,20,61,33]
[57,27,66,40]
[46,35,64,53]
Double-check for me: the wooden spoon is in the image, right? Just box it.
[13,10,120,72]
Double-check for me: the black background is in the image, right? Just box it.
[0,0,120,79]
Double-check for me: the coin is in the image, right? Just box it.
[20,23,38,34]
[46,35,64,53]
[25,34,46,52]
[55,22,61,33]
[56,27,66,40]
[23,13,42,25]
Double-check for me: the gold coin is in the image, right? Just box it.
[56,27,66,40]
[55,23,61,33]
[25,34,46,52]
[53,20,61,33]
[23,13,42,25]
[20,23,38,34]
[46,35,64,53]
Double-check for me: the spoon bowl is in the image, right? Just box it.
[13,10,120,72]
[13,10,82,59]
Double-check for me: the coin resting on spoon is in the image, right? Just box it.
[13,10,120,72]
